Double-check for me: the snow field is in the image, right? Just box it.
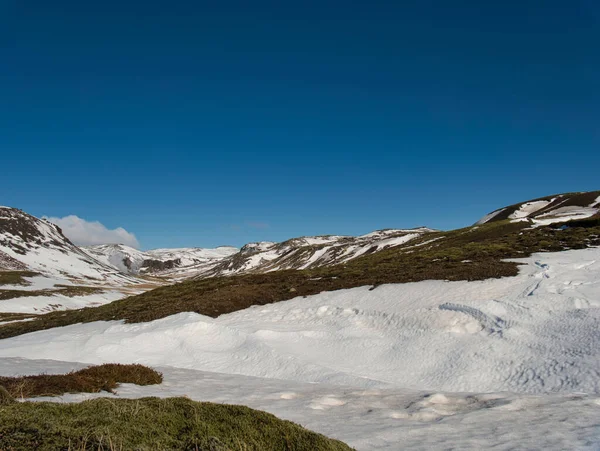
[1,247,600,394]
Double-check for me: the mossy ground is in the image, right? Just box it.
[0,219,598,340]
[0,397,353,451]
[0,271,40,286]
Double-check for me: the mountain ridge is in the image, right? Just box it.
[197,227,436,279]
[83,243,238,278]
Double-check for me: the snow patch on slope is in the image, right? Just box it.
[533,206,600,225]
[508,200,554,219]
[475,208,506,225]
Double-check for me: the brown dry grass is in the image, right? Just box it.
[0,363,162,399]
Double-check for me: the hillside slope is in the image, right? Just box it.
[476,191,600,225]
[198,228,435,278]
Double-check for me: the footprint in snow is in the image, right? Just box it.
[309,396,347,410]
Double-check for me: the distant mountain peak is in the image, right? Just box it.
[84,243,238,277]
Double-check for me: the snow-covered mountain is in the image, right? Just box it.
[81,244,153,274]
[198,227,435,278]
[0,207,151,314]
[0,207,136,285]
[476,191,600,226]
[83,244,238,277]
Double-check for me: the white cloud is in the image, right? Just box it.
[43,215,140,249]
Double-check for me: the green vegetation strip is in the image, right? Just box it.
[0,219,599,340]
[0,397,353,451]
[0,285,103,301]
[0,363,162,399]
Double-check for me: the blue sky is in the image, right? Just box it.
[1,1,599,249]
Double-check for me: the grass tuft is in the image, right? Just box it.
[0,363,163,399]
[0,397,353,450]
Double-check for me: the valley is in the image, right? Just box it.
[1,191,600,450]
